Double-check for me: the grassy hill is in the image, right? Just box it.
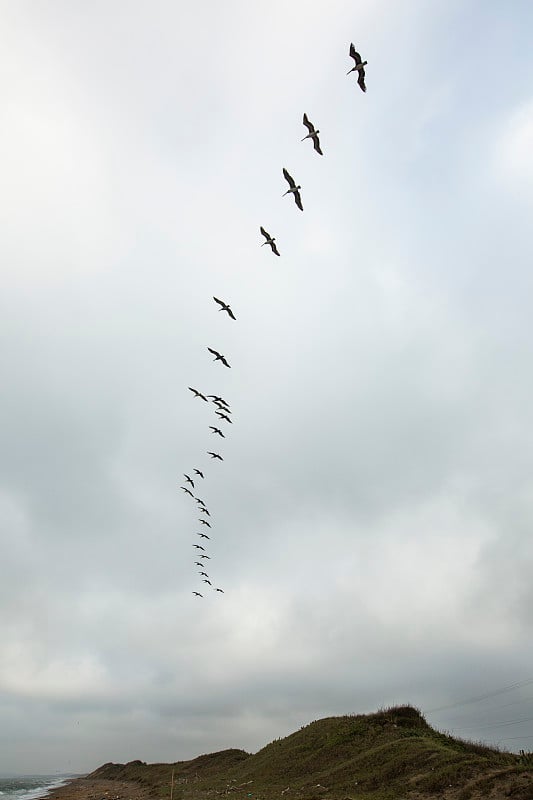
[90,705,533,800]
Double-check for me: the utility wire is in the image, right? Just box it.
[425,677,533,714]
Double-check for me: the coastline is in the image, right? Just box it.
[41,778,153,800]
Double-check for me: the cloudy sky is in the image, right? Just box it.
[1,0,533,775]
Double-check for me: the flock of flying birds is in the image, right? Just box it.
[184,44,368,597]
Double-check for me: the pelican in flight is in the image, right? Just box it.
[216,412,232,424]
[193,544,205,551]
[194,469,204,479]
[215,588,224,593]
[282,168,303,211]
[207,451,223,461]
[192,591,203,597]
[347,43,367,92]
[260,227,280,256]
[199,507,211,516]
[208,395,229,405]
[194,561,204,567]
[181,486,194,497]
[209,426,225,438]
[207,347,231,368]
[213,297,236,320]
[184,474,194,487]
[199,571,209,577]
[202,579,212,586]
[199,519,211,528]
[188,387,208,401]
[197,532,210,539]
[199,554,211,560]
[302,114,323,155]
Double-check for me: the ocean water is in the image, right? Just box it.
[0,776,77,800]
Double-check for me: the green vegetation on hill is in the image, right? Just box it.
[90,706,533,800]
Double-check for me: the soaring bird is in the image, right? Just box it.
[207,347,231,368]
[196,498,206,507]
[184,474,194,488]
[302,113,323,155]
[181,486,194,497]
[214,403,231,414]
[194,469,204,479]
[215,588,224,593]
[209,426,225,438]
[194,561,204,567]
[216,412,233,424]
[192,591,203,597]
[188,387,208,401]
[208,451,223,461]
[213,297,236,320]
[202,579,212,586]
[199,519,211,528]
[347,43,367,92]
[197,532,210,539]
[193,544,205,550]
[208,395,229,405]
[260,226,280,256]
[282,168,303,211]
[199,571,209,577]
[199,507,211,516]
[199,554,211,559]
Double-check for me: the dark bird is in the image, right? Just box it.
[197,532,210,539]
[181,486,194,497]
[199,507,211,516]
[216,412,233,424]
[199,519,211,527]
[302,113,323,155]
[282,168,303,211]
[202,579,212,585]
[208,451,223,460]
[208,395,229,405]
[194,468,204,479]
[192,591,203,597]
[347,43,367,92]
[199,554,211,559]
[193,544,205,550]
[207,347,231,368]
[184,474,194,488]
[215,588,224,593]
[260,226,280,256]
[188,387,208,401]
[209,426,225,438]
[194,561,204,567]
[199,571,209,577]
[213,297,236,320]
[196,498,206,507]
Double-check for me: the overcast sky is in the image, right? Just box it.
[1,0,533,775]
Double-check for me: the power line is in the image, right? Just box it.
[425,677,533,714]
[452,714,533,733]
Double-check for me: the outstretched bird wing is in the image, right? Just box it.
[207,347,221,358]
[313,137,323,156]
[260,226,270,240]
[349,43,362,65]
[283,168,296,189]
[302,113,314,133]
[271,241,280,256]
[293,190,304,212]
[357,69,366,92]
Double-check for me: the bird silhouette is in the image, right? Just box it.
[181,486,194,497]
[202,579,212,585]
[208,395,229,405]
[197,532,210,539]
[207,451,223,460]
[213,297,236,320]
[215,588,224,593]
[260,226,280,256]
[188,387,208,401]
[347,43,367,92]
[193,468,204,479]
[216,412,233,424]
[194,561,204,567]
[199,507,211,516]
[184,474,194,487]
[209,426,225,438]
[207,347,231,368]
[302,113,323,155]
[199,554,211,559]
[192,591,203,597]
[199,519,212,527]
[193,544,205,550]
[196,498,206,507]
[282,168,303,211]
[199,571,209,577]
